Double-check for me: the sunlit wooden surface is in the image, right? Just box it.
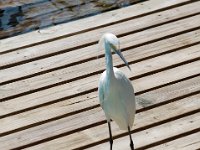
[0,0,200,149]
[0,0,142,39]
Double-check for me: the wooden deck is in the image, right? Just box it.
[0,0,200,149]
[0,0,142,39]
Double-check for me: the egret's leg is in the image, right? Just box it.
[128,126,134,150]
[108,122,113,150]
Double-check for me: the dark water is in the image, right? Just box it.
[0,0,144,39]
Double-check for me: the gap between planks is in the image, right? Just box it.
[0,36,200,114]
[0,60,200,141]
[1,38,200,101]
[85,112,200,150]
[1,27,200,95]
[0,0,200,149]
[0,0,196,53]
[0,44,200,121]
[1,1,200,70]
[7,94,200,150]
[1,12,200,90]
[1,45,200,105]
[0,0,147,40]
[147,131,200,150]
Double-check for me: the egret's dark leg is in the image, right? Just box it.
[128,126,134,150]
[108,122,113,150]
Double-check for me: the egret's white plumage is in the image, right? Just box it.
[99,67,135,130]
[98,33,136,150]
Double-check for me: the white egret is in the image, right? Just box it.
[98,33,136,150]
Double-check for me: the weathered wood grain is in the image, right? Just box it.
[0,0,199,149]
[148,131,200,150]
[1,67,200,124]
[16,94,200,150]
[1,41,200,102]
[1,49,200,135]
[0,0,95,9]
[1,74,200,149]
[86,112,200,150]
[0,0,193,53]
[1,1,200,69]
[0,1,199,67]
[0,60,200,146]
[1,44,200,106]
[1,28,199,90]
[0,0,44,8]
[1,13,200,87]
[0,0,146,39]
[14,0,94,19]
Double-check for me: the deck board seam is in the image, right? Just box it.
[1,83,200,120]
[73,109,200,150]
[11,108,199,150]
[1,1,199,149]
[1,26,200,87]
[0,0,197,54]
[1,54,200,102]
[136,127,200,150]
[1,76,200,137]
[1,11,200,70]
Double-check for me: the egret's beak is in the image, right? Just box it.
[112,45,131,70]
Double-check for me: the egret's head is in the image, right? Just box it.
[99,33,131,70]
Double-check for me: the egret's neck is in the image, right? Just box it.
[104,41,114,77]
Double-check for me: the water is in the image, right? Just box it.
[0,0,144,39]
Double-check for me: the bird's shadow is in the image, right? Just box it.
[136,97,152,108]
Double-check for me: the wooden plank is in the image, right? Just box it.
[1,1,200,69]
[0,0,193,53]
[57,97,200,150]
[0,0,44,8]
[1,66,200,123]
[148,132,200,150]
[0,0,94,19]
[18,0,94,18]
[4,39,200,111]
[0,60,200,145]
[18,1,73,19]
[1,14,200,86]
[0,0,145,39]
[0,0,92,9]
[1,29,200,97]
[2,0,136,39]
[86,112,200,150]
[1,38,200,101]
[0,2,200,71]
[0,56,200,127]
[0,69,200,134]
[1,40,200,101]
[0,53,198,132]
[0,1,199,150]
[3,93,199,150]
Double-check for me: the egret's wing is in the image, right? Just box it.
[113,68,136,126]
[98,72,106,109]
